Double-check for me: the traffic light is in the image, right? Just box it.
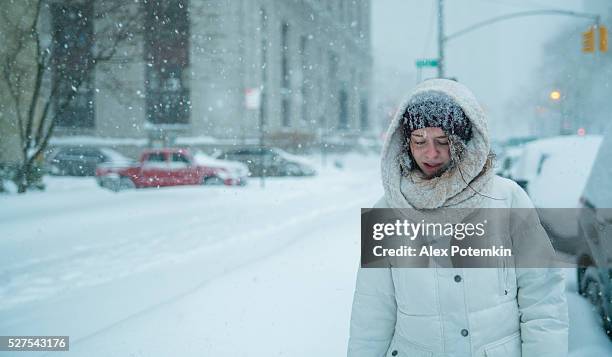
[600,25,608,52]
[583,26,595,53]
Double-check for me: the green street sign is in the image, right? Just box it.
[416,59,439,68]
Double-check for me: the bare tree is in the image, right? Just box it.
[0,0,144,193]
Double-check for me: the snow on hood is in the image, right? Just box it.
[511,135,602,183]
[381,79,493,209]
[273,148,315,168]
[193,152,249,176]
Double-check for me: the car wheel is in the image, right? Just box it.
[603,269,612,339]
[283,163,302,176]
[97,178,108,189]
[582,267,609,335]
[605,307,612,340]
[119,177,135,190]
[585,276,602,310]
[49,165,61,176]
[203,176,224,185]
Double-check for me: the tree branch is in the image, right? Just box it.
[25,0,45,154]
[28,110,57,167]
[2,59,26,149]
[33,67,60,148]
[29,73,85,164]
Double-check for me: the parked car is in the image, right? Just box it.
[528,136,602,208]
[495,146,524,179]
[576,125,612,338]
[47,146,133,176]
[494,136,537,179]
[510,135,602,195]
[214,147,316,177]
[502,135,537,148]
[513,135,602,254]
[95,148,247,190]
[192,151,249,185]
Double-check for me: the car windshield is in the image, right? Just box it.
[171,153,190,164]
[145,153,166,162]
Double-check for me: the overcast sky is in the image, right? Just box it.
[371,0,588,140]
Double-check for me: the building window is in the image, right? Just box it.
[144,0,190,125]
[351,0,360,33]
[299,35,308,125]
[51,2,95,129]
[259,7,268,126]
[280,21,290,127]
[339,88,348,129]
[328,53,338,80]
[360,97,369,130]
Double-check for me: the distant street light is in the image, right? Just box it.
[550,90,561,101]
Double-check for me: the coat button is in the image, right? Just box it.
[454,275,462,282]
[391,350,398,356]
[461,329,469,337]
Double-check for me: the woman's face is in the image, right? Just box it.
[409,127,451,178]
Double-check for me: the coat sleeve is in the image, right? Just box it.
[348,196,397,357]
[516,267,569,357]
[347,267,397,357]
[510,182,569,357]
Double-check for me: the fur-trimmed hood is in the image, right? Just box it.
[381,79,494,209]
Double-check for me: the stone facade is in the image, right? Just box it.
[50,0,373,152]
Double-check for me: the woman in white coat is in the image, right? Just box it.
[347,79,568,357]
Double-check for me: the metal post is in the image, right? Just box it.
[259,92,265,188]
[321,116,327,167]
[437,0,445,78]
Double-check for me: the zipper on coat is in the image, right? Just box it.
[498,258,509,296]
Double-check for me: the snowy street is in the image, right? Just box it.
[0,154,610,356]
[0,155,379,356]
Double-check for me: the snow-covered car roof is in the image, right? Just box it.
[49,146,134,163]
[529,140,602,208]
[99,148,135,164]
[511,135,602,183]
[271,148,315,168]
[193,152,249,175]
[214,147,315,169]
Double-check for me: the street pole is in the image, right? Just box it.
[321,116,327,167]
[259,92,265,188]
[437,0,445,78]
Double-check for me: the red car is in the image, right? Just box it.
[95,148,248,190]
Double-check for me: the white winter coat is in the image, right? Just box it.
[347,79,568,357]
